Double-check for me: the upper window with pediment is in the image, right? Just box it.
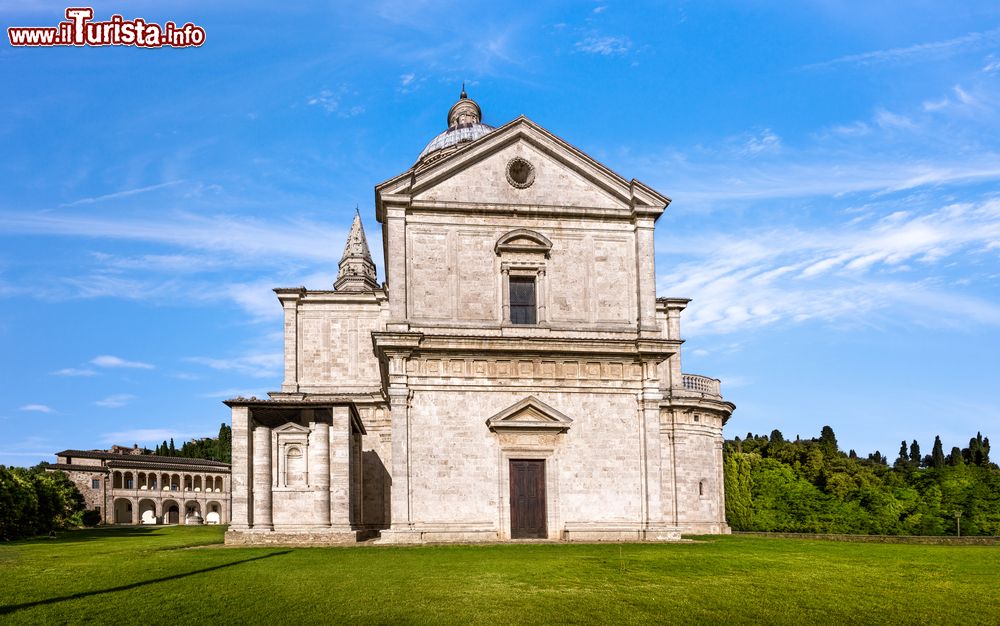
[496,230,551,327]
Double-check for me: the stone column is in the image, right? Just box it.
[310,414,332,527]
[536,267,547,323]
[229,406,251,530]
[329,406,352,531]
[500,266,510,323]
[635,217,658,334]
[252,423,273,530]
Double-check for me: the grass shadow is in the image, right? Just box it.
[37,526,170,544]
[0,550,291,615]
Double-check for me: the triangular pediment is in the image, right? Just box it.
[376,117,669,221]
[272,422,311,435]
[485,396,573,433]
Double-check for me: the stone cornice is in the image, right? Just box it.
[661,393,736,425]
[372,331,678,361]
[273,288,388,305]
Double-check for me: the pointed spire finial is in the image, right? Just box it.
[460,82,467,99]
[334,210,379,291]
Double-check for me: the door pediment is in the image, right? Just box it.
[486,396,572,433]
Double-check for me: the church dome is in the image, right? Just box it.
[417,87,495,165]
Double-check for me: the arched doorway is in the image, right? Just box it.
[138,499,157,524]
[162,499,180,524]
[184,500,203,524]
[113,498,134,524]
[206,501,222,524]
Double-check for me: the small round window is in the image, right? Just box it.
[506,157,535,189]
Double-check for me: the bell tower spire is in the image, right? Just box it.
[334,209,379,291]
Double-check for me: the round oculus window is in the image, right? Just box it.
[505,157,535,189]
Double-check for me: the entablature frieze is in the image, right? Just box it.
[403,355,644,383]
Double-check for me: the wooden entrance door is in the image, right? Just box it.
[510,460,546,539]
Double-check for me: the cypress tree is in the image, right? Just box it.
[931,436,946,468]
[819,426,839,455]
[169,438,176,456]
[895,441,909,468]
[949,446,964,466]
[909,440,921,468]
[723,452,753,530]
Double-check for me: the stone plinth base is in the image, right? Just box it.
[562,524,682,542]
[225,529,360,546]
[377,528,500,544]
[676,522,731,535]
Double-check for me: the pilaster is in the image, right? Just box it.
[384,204,408,328]
[330,406,352,530]
[635,217,658,334]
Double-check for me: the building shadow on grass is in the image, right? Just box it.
[0,551,291,615]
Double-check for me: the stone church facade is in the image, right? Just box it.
[225,91,734,545]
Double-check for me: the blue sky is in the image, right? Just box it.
[2,1,999,466]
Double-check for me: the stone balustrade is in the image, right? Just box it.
[681,373,721,397]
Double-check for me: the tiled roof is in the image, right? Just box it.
[110,458,230,473]
[45,463,109,473]
[56,450,230,468]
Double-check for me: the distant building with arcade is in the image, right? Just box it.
[47,446,231,525]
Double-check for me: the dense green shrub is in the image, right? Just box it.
[0,465,85,540]
[725,428,999,535]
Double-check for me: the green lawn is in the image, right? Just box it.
[1,527,998,624]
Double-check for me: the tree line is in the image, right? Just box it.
[152,423,232,463]
[725,427,1000,535]
[0,466,86,540]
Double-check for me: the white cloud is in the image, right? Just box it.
[922,98,950,112]
[59,181,184,208]
[874,108,915,130]
[20,404,53,413]
[185,352,283,379]
[306,86,364,117]
[952,84,976,105]
[805,26,1000,69]
[828,121,871,136]
[91,355,154,369]
[94,394,136,408]
[658,197,1000,336]
[742,129,782,156]
[0,211,349,265]
[307,89,340,113]
[51,367,98,377]
[575,35,631,56]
